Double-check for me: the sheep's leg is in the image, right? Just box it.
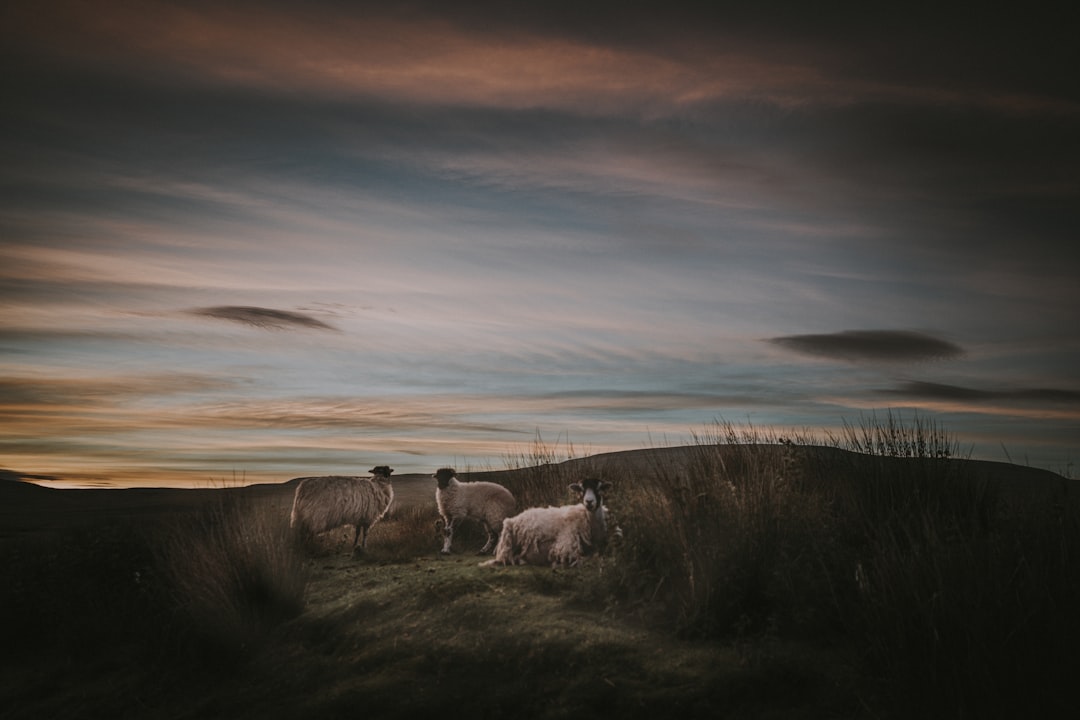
[353,523,368,553]
[478,523,498,555]
[440,517,455,554]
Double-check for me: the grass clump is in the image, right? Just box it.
[0,487,310,690]
[156,492,308,664]
[500,430,586,509]
[599,414,1080,717]
[611,425,842,641]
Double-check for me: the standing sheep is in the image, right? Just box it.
[484,477,615,568]
[434,467,516,555]
[289,465,395,553]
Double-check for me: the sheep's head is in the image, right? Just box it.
[434,467,457,489]
[370,466,394,478]
[569,477,611,512]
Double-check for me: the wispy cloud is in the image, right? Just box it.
[0,374,242,407]
[11,1,1074,118]
[188,306,338,331]
[768,330,964,363]
[0,469,60,484]
[881,381,1080,407]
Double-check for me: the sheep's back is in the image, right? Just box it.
[439,480,515,522]
[507,504,588,539]
[480,482,516,523]
[291,476,389,534]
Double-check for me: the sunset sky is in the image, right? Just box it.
[2,1,1078,488]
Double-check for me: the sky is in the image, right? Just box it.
[2,1,1078,488]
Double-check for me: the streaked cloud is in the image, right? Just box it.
[9,1,1076,118]
[0,374,242,407]
[0,469,59,484]
[188,306,338,331]
[881,381,1080,412]
[768,331,964,363]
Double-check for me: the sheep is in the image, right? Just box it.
[289,465,395,553]
[484,477,615,568]
[434,467,516,555]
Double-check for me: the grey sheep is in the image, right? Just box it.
[289,465,395,553]
[434,467,516,554]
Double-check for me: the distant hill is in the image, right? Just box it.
[463,444,1072,503]
[1,446,1071,543]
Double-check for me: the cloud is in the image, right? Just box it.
[0,468,59,483]
[537,389,785,413]
[0,374,241,407]
[11,0,1072,120]
[882,381,1080,406]
[768,330,964,363]
[846,380,1080,423]
[188,306,338,331]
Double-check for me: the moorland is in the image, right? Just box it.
[1,420,1077,719]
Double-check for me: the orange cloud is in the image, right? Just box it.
[14,0,1031,117]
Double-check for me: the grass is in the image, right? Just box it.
[155,491,309,664]
[2,415,1078,718]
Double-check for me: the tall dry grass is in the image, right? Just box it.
[0,488,310,677]
[156,491,308,663]
[499,431,588,509]
[590,414,1079,717]
[605,424,842,639]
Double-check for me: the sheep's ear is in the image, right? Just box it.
[599,481,612,492]
[569,483,583,494]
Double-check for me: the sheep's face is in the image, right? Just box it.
[370,466,395,479]
[434,467,457,489]
[570,478,611,512]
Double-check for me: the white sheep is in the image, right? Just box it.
[289,465,395,553]
[484,477,615,568]
[434,467,516,555]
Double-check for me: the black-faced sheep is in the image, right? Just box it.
[434,467,516,555]
[484,477,616,567]
[289,465,395,553]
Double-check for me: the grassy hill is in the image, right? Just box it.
[1,429,1077,718]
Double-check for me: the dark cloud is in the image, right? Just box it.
[883,381,1080,406]
[0,468,59,483]
[539,389,783,412]
[189,306,338,331]
[768,330,963,363]
[0,374,242,407]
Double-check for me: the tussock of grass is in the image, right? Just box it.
[0,487,313,710]
[500,431,588,509]
[156,493,308,663]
